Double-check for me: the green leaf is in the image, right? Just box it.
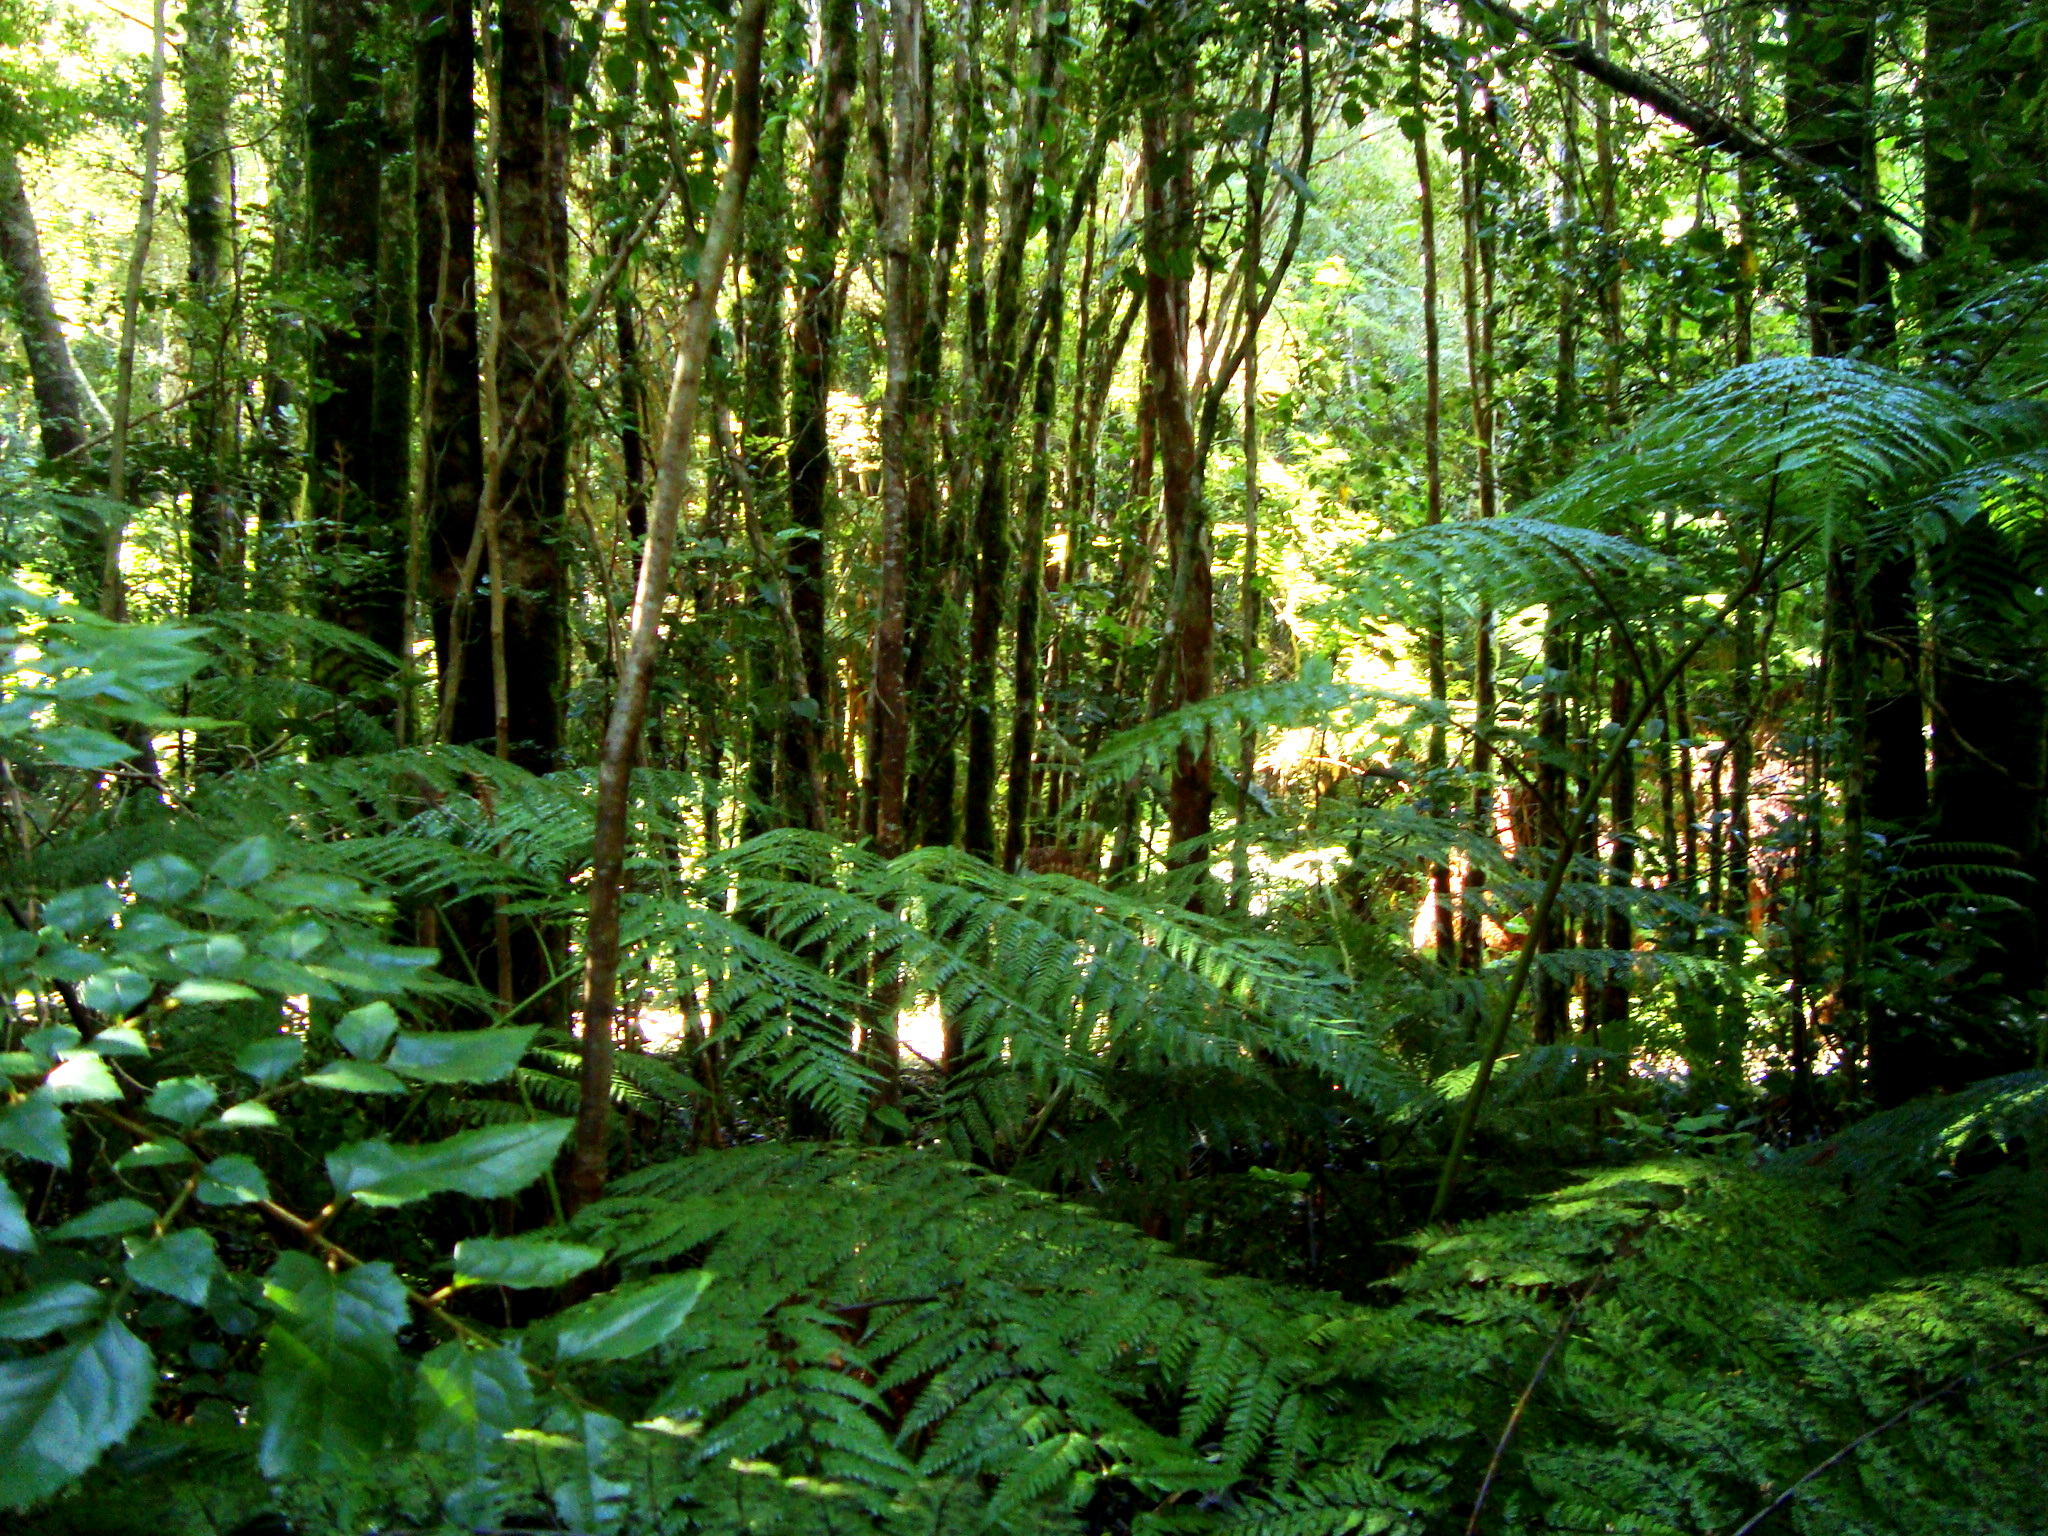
[128,855,202,903]
[257,1253,408,1478]
[0,1318,153,1509]
[212,1101,281,1130]
[40,885,119,936]
[81,1024,149,1056]
[114,1139,193,1171]
[333,1002,399,1062]
[49,1199,155,1241]
[196,1155,270,1207]
[453,1236,604,1290]
[0,1093,68,1168]
[415,1341,531,1469]
[167,933,248,977]
[236,1035,304,1085]
[44,1055,121,1104]
[79,971,150,1015]
[124,1228,218,1305]
[0,1282,103,1339]
[145,1076,217,1125]
[387,1026,536,1085]
[170,979,260,1005]
[327,1120,572,1207]
[552,1271,712,1363]
[303,1060,406,1095]
[36,725,134,769]
[0,1176,33,1252]
[208,837,278,889]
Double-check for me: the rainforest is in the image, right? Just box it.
[0,0,2044,1529]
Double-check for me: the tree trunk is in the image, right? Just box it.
[0,153,101,600]
[573,0,770,1211]
[1413,8,1452,963]
[785,0,857,835]
[306,0,405,699]
[488,0,571,771]
[419,0,486,745]
[1143,91,1211,902]
[741,106,790,838]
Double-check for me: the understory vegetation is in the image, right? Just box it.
[2,0,2046,1529]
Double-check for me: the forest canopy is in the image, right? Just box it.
[0,0,2046,1529]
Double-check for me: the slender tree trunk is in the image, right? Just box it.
[741,106,790,838]
[573,0,769,1211]
[1457,80,1498,972]
[1532,619,1572,1043]
[1595,655,1635,1055]
[1413,8,1452,963]
[1001,247,1063,872]
[962,3,1055,861]
[786,0,857,834]
[1229,72,1269,913]
[104,0,169,622]
[1144,88,1212,901]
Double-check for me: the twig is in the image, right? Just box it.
[1728,1342,2048,1536]
[1466,1274,1605,1533]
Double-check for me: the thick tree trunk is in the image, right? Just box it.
[489,0,571,770]
[418,0,486,746]
[306,0,405,697]
[1143,100,1212,901]
[0,153,101,599]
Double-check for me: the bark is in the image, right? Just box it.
[1594,657,1635,1049]
[784,0,856,833]
[1143,88,1211,900]
[1457,79,1499,972]
[419,0,486,744]
[1414,9,1452,964]
[181,0,237,619]
[0,153,101,600]
[1532,619,1572,1044]
[741,109,790,838]
[104,0,169,621]
[869,0,926,863]
[1001,244,1063,872]
[1228,67,1270,913]
[573,0,770,1211]
[961,4,1056,861]
[488,0,572,769]
[306,0,405,691]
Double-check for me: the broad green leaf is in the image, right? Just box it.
[333,1002,399,1062]
[0,1052,40,1078]
[167,933,248,977]
[259,919,328,960]
[0,1281,102,1339]
[388,1026,536,1085]
[197,1155,270,1206]
[49,1199,155,1241]
[114,1139,193,1171]
[0,1318,153,1509]
[552,1271,712,1363]
[128,854,202,903]
[22,1025,79,1059]
[303,1060,406,1095]
[327,1120,572,1207]
[170,979,260,1005]
[145,1077,217,1125]
[453,1236,604,1290]
[415,1341,531,1469]
[208,837,278,889]
[257,1253,407,1477]
[79,971,151,1015]
[124,1228,218,1305]
[0,1176,33,1252]
[213,1101,281,1130]
[236,1035,304,1085]
[81,1025,148,1057]
[40,885,119,936]
[0,1093,68,1168]
[44,1055,120,1104]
